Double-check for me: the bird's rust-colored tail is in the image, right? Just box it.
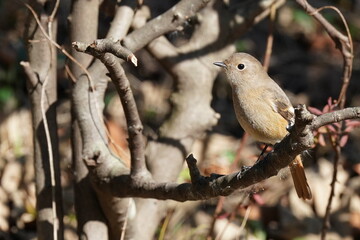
[289,155,312,200]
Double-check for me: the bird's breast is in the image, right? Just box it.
[232,89,289,145]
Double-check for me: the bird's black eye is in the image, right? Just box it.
[237,64,245,70]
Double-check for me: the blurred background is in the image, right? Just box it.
[0,0,360,239]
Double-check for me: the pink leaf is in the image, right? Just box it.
[339,134,349,147]
[327,97,333,107]
[344,125,353,133]
[308,106,323,115]
[346,120,360,128]
[323,104,330,113]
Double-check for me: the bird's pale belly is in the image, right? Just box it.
[234,99,289,145]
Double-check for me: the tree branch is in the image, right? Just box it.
[107,0,137,41]
[68,1,111,239]
[122,0,211,51]
[98,53,149,180]
[295,0,353,108]
[24,0,64,239]
[312,107,360,130]
[73,39,148,180]
[99,105,359,202]
[73,39,138,67]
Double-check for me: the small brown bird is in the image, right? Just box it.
[214,52,312,200]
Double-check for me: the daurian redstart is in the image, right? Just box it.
[214,52,312,200]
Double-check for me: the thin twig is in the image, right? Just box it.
[318,6,354,237]
[158,209,174,240]
[321,131,341,239]
[46,3,60,239]
[215,195,248,240]
[41,74,59,240]
[309,5,353,109]
[236,206,251,240]
[21,60,60,239]
[23,0,132,170]
[207,197,225,240]
[263,2,276,72]
[49,0,60,22]
[21,1,95,89]
[64,64,77,83]
[120,199,132,240]
[295,3,353,238]
[296,0,353,109]
[23,1,60,238]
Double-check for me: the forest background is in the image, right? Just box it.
[0,0,360,239]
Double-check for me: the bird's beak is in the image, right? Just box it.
[213,61,227,69]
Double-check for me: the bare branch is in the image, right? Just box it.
[321,132,341,239]
[262,3,276,72]
[20,61,38,87]
[185,154,202,184]
[73,39,138,66]
[295,0,353,108]
[122,0,211,52]
[98,53,149,179]
[107,0,137,40]
[96,105,360,202]
[68,1,111,239]
[294,2,354,238]
[73,37,148,179]
[311,107,360,130]
[23,0,63,238]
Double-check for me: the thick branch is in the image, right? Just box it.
[24,1,64,239]
[122,0,211,51]
[74,39,148,179]
[105,106,360,201]
[97,53,148,179]
[68,1,110,239]
[107,0,137,40]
